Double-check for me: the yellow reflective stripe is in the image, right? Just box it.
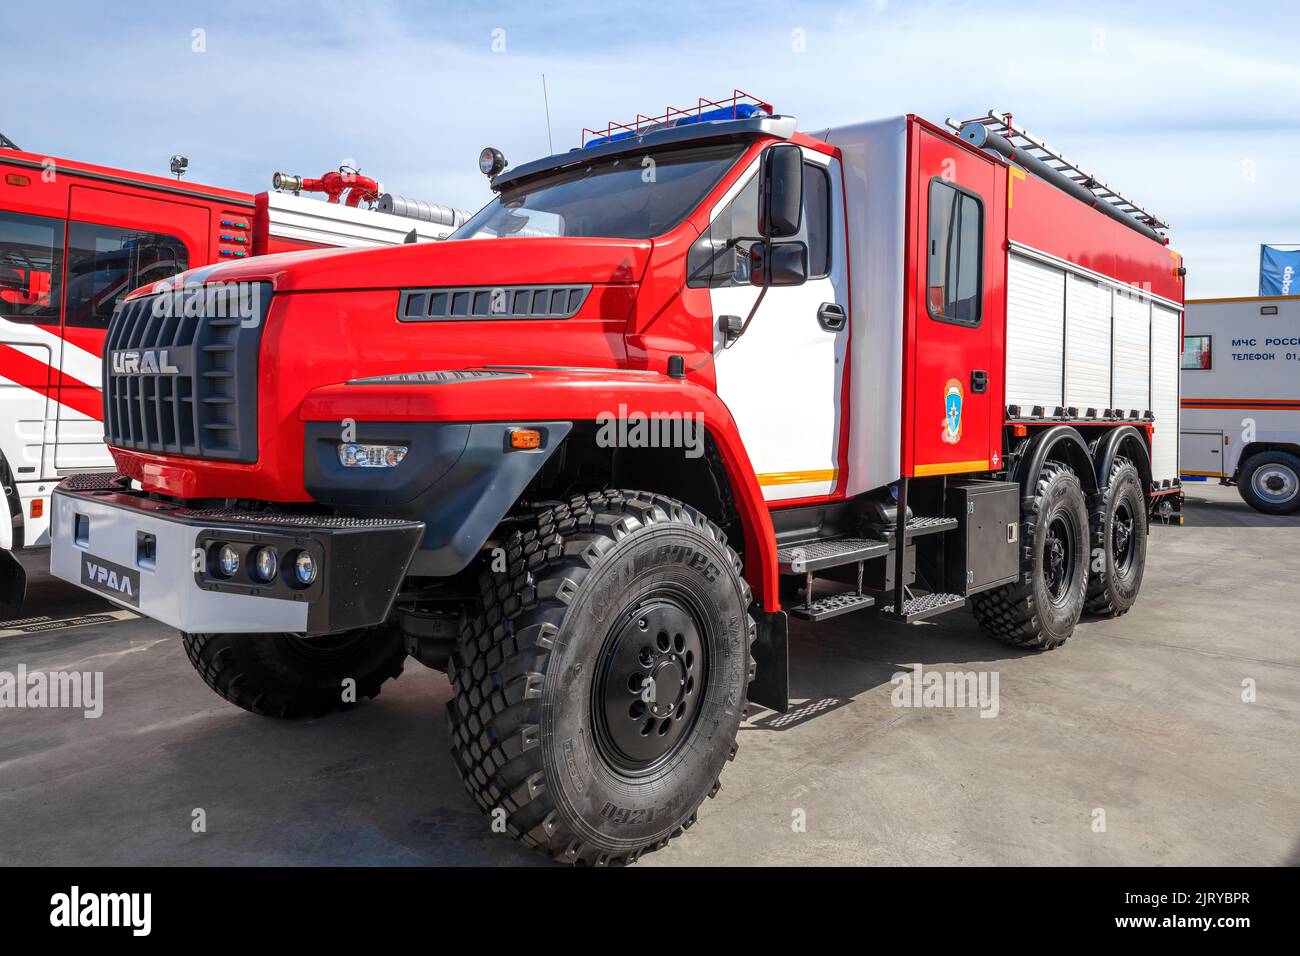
[914,459,989,477]
[756,468,838,487]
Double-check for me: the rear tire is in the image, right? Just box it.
[447,490,755,865]
[1085,456,1148,617]
[971,461,1090,649]
[1237,451,1300,516]
[182,626,407,718]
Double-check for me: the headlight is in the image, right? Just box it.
[293,550,318,586]
[217,544,240,578]
[338,443,407,468]
[252,546,278,582]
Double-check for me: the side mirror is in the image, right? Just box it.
[758,143,803,239]
[750,241,808,287]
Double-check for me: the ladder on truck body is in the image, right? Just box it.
[945,110,1170,233]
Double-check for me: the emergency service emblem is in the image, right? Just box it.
[942,378,963,445]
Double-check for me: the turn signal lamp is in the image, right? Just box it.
[509,428,542,450]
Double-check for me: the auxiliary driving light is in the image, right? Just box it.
[252,546,279,582]
[479,147,507,177]
[293,550,318,586]
[217,544,240,578]
[338,443,407,468]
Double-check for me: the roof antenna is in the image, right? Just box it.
[541,74,554,155]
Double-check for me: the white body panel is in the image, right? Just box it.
[1180,297,1300,478]
[818,116,908,496]
[1005,244,1181,482]
[1112,290,1151,412]
[1150,304,1181,482]
[265,192,460,247]
[1005,254,1065,409]
[1064,274,1112,410]
[710,149,850,501]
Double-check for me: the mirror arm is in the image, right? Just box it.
[727,239,771,348]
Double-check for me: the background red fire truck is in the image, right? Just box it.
[50,96,1184,863]
[0,137,468,601]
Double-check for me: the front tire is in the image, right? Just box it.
[1237,450,1300,516]
[1085,456,1148,617]
[182,626,407,718]
[447,490,756,865]
[972,461,1090,649]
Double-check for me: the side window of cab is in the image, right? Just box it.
[688,158,832,288]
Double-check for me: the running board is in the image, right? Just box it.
[878,592,966,624]
[788,591,876,622]
[871,515,959,542]
[776,537,889,574]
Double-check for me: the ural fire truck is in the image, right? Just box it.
[1180,295,1300,514]
[50,97,1184,863]
[0,138,467,601]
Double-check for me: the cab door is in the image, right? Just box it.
[708,147,849,501]
[908,131,1002,476]
[55,186,207,471]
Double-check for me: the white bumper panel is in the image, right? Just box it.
[51,491,309,634]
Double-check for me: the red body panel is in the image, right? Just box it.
[904,122,1005,478]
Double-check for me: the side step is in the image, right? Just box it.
[777,538,888,573]
[879,592,966,624]
[788,591,876,622]
[871,515,958,542]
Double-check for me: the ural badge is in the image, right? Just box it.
[942,378,964,445]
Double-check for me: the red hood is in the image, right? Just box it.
[132,236,653,297]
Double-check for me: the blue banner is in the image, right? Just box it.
[1259,245,1300,296]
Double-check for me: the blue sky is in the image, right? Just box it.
[5,0,1298,296]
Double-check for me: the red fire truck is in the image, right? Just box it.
[0,137,467,602]
[49,97,1184,863]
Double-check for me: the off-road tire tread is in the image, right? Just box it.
[1085,456,1144,616]
[971,461,1082,650]
[182,628,406,719]
[446,489,756,866]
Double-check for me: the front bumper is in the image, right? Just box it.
[50,474,423,635]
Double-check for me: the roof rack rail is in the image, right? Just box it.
[582,90,772,148]
[0,132,19,150]
[945,110,1169,235]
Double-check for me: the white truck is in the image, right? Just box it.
[1180,295,1300,514]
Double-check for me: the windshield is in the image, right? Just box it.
[451,142,748,241]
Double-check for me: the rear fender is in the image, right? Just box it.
[1093,425,1153,500]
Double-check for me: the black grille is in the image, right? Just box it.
[398,284,590,321]
[103,282,270,462]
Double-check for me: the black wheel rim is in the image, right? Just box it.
[1111,499,1137,577]
[1044,512,1077,605]
[592,594,708,777]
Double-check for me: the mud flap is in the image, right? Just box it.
[749,609,789,713]
[0,549,26,608]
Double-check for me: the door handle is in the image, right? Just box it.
[971,369,988,394]
[817,302,846,332]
